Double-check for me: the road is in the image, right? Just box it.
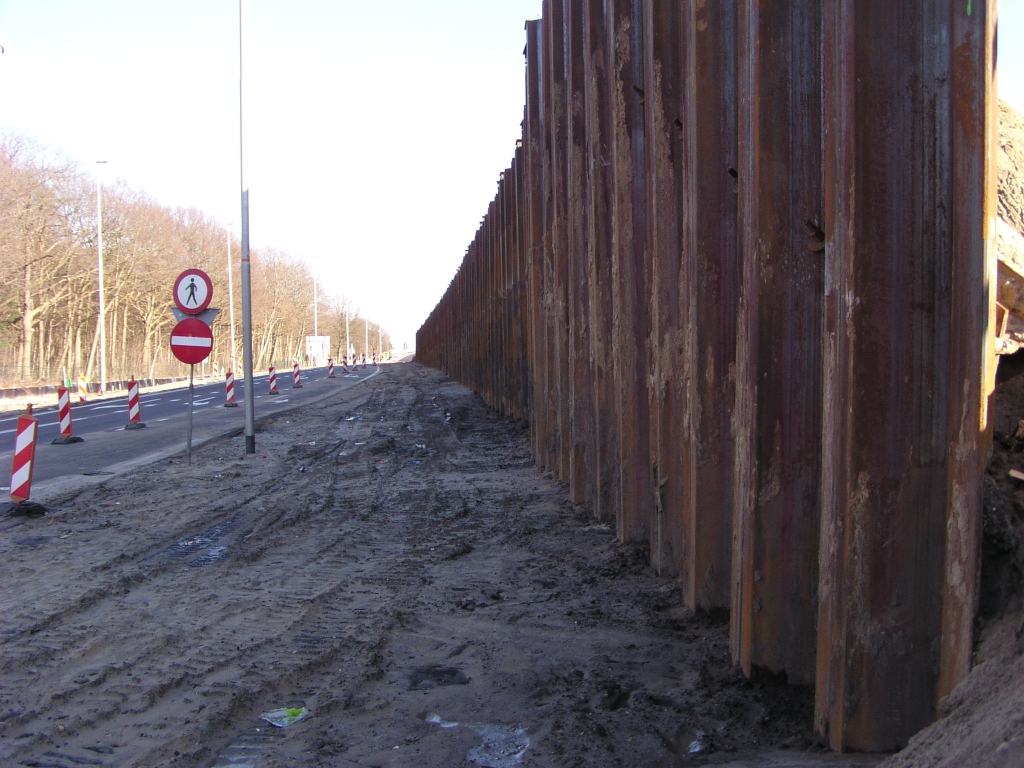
[0,365,380,493]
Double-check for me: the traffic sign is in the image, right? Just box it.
[170,318,214,364]
[174,269,213,315]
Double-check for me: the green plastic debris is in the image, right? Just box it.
[259,706,309,728]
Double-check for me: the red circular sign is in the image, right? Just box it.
[174,269,213,314]
[170,318,214,364]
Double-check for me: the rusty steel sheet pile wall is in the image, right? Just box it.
[415,0,996,752]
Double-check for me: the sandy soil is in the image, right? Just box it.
[0,363,884,768]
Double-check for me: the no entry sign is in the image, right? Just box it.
[170,318,214,364]
[174,269,213,315]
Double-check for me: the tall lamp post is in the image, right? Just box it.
[226,223,237,372]
[239,0,256,454]
[96,160,108,394]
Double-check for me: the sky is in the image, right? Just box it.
[0,1,1021,351]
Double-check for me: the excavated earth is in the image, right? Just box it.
[0,363,881,768]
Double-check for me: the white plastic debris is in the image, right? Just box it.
[259,707,309,728]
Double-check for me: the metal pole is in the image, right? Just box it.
[226,223,237,372]
[313,270,318,337]
[96,160,108,394]
[187,363,194,465]
[239,0,256,454]
[345,305,350,360]
[365,316,369,359]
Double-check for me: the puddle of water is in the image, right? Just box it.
[146,520,238,567]
[467,724,530,768]
[408,665,470,691]
[422,713,530,768]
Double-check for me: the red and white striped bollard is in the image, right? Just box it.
[328,358,335,378]
[292,360,303,388]
[269,366,278,394]
[124,378,146,430]
[51,387,84,445]
[224,370,239,407]
[9,405,38,505]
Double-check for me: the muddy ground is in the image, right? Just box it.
[0,363,888,768]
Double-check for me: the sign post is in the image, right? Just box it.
[171,272,215,465]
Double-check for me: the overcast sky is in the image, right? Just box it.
[1,2,1021,350]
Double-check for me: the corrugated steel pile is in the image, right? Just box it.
[416,0,997,752]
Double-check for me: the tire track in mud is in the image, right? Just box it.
[0,371,458,767]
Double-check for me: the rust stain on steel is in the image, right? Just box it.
[816,0,994,752]
[685,0,738,612]
[731,0,824,687]
[566,0,596,506]
[525,20,547,466]
[641,0,686,579]
[939,1,996,704]
[638,0,688,581]
[606,0,651,543]
[583,0,618,524]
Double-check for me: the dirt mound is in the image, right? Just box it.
[1000,99,1024,237]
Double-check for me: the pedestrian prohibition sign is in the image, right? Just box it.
[173,268,213,315]
[170,318,214,365]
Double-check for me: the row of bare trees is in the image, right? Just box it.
[0,135,391,387]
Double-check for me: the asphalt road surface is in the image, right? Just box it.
[0,364,381,494]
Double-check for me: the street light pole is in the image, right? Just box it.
[345,304,350,362]
[96,160,108,394]
[313,271,318,337]
[226,223,237,372]
[239,0,256,454]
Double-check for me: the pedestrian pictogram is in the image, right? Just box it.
[173,269,213,315]
[170,318,214,365]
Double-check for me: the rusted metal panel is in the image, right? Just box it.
[525,20,547,466]
[939,0,995,702]
[817,0,991,752]
[606,0,651,543]
[684,0,738,612]
[566,0,596,505]
[641,0,686,579]
[416,2,993,752]
[731,0,823,685]
[541,1,563,475]
[583,0,618,524]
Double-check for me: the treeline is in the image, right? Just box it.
[0,136,391,386]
